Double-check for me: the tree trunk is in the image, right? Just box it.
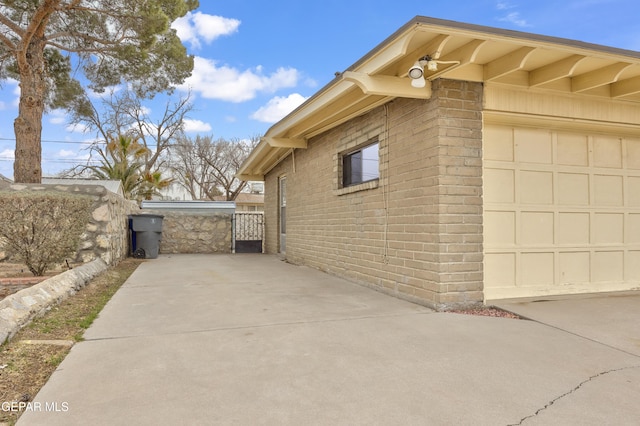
[14,37,46,183]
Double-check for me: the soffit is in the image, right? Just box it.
[238,16,640,180]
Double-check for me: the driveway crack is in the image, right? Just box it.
[508,365,640,425]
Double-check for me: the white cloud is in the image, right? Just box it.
[251,94,308,123]
[496,2,531,27]
[65,123,91,134]
[57,149,76,158]
[180,57,300,102]
[498,12,530,27]
[1,78,21,107]
[49,109,67,125]
[172,12,240,49]
[183,118,212,133]
[496,1,515,10]
[0,148,15,159]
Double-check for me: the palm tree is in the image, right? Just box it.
[87,135,149,199]
[136,170,173,201]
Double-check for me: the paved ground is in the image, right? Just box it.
[17,254,640,425]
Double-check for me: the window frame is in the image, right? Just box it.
[341,140,380,188]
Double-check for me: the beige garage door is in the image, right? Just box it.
[483,124,640,300]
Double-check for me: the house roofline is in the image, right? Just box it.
[238,16,640,181]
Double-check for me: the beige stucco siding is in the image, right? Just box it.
[263,79,485,310]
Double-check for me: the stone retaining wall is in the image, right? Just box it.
[0,259,108,344]
[1,184,139,266]
[142,210,232,254]
[0,276,50,299]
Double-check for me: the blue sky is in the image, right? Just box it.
[1,0,639,179]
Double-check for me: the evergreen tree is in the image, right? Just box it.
[0,0,198,182]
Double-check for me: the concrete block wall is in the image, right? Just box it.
[263,79,484,310]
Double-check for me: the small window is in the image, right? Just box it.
[342,142,379,187]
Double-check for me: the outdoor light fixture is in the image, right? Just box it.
[408,61,424,79]
[411,75,427,88]
[408,56,433,88]
[408,55,460,88]
[408,59,427,88]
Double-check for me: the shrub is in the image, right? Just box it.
[0,191,93,276]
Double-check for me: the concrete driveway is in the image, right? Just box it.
[17,254,640,425]
[497,293,640,358]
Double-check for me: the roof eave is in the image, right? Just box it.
[237,16,640,181]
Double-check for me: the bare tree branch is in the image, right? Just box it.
[171,135,259,201]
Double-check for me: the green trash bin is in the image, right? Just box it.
[129,214,164,259]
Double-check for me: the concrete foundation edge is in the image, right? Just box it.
[0,259,108,345]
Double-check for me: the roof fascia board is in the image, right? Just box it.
[342,71,432,99]
[236,174,264,182]
[264,137,308,149]
[237,139,271,178]
[266,79,355,138]
[409,17,640,61]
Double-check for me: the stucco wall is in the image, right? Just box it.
[142,210,232,254]
[1,184,138,266]
[264,79,484,310]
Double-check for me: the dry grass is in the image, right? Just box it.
[0,258,142,425]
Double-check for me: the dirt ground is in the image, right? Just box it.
[0,258,142,425]
[0,261,85,300]
[0,261,81,279]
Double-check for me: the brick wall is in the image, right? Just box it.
[263,79,484,310]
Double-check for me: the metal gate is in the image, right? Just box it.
[233,212,264,253]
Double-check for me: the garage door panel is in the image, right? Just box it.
[558,213,590,245]
[627,177,640,206]
[484,169,514,203]
[485,253,515,287]
[557,173,590,205]
[594,175,624,206]
[627,214,640,244]
[626,139,640,169]
[520,171,553,204]
[626,251,640,281]
[557,133,589,166]
[521,212,554,245]
[593,136,622,168]
[484,211,515,245]
[593,251,624,282]
[484,125,640,300]
[484,125,514,161]
[593,213,624,244]
[515,128,552,164]
[521,252,554,286]
[559,252,590,284]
